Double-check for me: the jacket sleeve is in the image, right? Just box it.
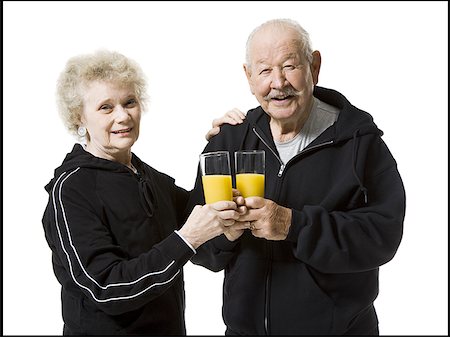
[286,137,406,274]
[191,234,240,272]
[43,169,195,316]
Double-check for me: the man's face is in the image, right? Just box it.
[244,27,320,123]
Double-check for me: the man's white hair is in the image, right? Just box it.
[245,18,313,68]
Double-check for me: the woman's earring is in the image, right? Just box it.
[77,126,87,137]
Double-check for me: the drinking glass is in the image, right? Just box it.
[199,151,233,204]
[234,150,265,198]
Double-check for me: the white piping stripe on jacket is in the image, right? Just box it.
[57,169,176,289]
[52,168,180,302]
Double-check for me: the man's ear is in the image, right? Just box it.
[311,50,321,85]
[243,63,255,95]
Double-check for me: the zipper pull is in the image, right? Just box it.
[278,164,285,177]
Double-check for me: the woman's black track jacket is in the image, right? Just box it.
[42,144,194,335]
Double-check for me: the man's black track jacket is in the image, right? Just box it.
[189,86,406,335]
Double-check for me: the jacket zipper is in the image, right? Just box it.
[252,127,334,334]
[252,128,285,177]
[253,127,334,177]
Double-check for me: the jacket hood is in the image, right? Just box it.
[246,86,383,143]
[44,144,139,193]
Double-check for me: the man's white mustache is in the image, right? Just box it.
[263,88,299,100]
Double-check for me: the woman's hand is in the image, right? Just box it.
[178,200,241,249]
[205,108,246,141]
[223,189,248,242]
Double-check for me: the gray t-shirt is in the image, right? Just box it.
[274,97,340,164]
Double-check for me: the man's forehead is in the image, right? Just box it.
[251,28,300,52]
[251,43,301,64]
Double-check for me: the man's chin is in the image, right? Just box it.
[267,105,298,119]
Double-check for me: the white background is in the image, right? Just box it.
[3,1,448,335]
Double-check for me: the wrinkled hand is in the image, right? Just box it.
[223,190,248,241]
[205,108,246,141]
[238,197,292,240]
[224,221,249,241]
[179,201,240,249]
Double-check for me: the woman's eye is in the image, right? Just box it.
[100,104,112,111]
[125,99,137,107]
[284,65,295,70]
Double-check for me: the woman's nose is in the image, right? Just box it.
[114,105,130,121]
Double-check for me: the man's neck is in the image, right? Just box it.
[270,99,315,143]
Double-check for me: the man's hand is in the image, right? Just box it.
[238,197,292,240]
[205,108,246,141]
[224,221,249,241]
[224,189,248,241]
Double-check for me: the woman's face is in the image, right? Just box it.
[81,80,141,162]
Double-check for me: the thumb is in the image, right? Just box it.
[205,127,220,141]
[244,196,265,209]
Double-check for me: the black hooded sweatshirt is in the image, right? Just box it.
[42,144,194,335]
[189,86,406,335]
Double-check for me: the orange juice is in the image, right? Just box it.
[236,173,265,198]
[202,175,233,204]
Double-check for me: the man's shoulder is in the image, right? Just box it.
[206,106,264,149]
[221,106,263,133]
[207,121,248,150]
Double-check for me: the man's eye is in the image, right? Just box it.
[259,69,270,75]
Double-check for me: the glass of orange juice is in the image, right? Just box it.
[200,151,233,204]
[235,150,265,198]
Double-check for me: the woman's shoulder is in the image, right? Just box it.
[141,161,175,184]
[52,166,98,192]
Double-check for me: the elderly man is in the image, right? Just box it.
[189,19,405,335]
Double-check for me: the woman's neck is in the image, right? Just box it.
[85,143,132,167]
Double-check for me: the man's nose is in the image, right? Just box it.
[270,68,287,89]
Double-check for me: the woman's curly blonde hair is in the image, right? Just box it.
[56,50,148,137]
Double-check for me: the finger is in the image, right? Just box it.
[214,115,238,127]
[230,108,246,122]
[222,219,236,227]
[233,195,245,206]
[237,205,247,214]
[230,221,251,230]
[237,213,257,222]
[244,196,266,209]
[232,188,242,197]
[218,209,241,220]
[225,115,240,125]
[251,229,263,238]
[211,200,237,211]
[205,127,220,141]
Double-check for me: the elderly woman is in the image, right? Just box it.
[42,50,244,335]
